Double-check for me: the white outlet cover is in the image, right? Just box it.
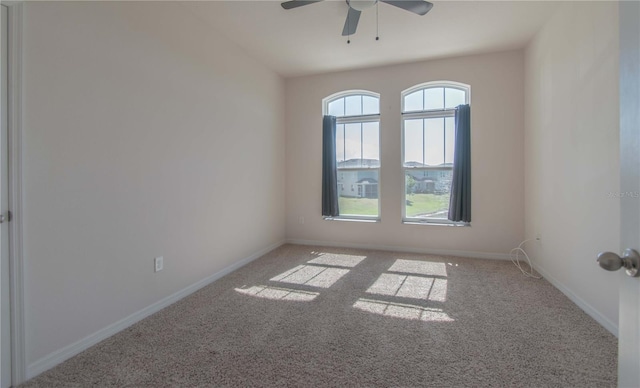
[154,256,163,272]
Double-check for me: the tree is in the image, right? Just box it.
[406,174,416,195]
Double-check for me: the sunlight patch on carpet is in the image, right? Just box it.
[270,265,350,288]
[353,298,454,322]
[366,274,447,302]
[388,259,447,277]
[235,285,319,301]
[307,253,366,268]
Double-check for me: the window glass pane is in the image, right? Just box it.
[362,122,380,167]
[338,170,379,217]
[345,95,363,116]
[336,124,345,162]
[362,95,380,115]
[405,169,451,219]
[344,123,362,166]
[404,119,423,166]
[445,88,466,109]
[328,98,345,117]
[444,117,455,165]
[424,88,444,110]
[424,118,445,166]
[404,90,423,112]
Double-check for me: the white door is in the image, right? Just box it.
[618,1,640,386]
[0,5,10,388]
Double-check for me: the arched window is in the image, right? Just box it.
[324,91,380,219]
[401,82,470,222]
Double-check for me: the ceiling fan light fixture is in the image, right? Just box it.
[347,0,378,12]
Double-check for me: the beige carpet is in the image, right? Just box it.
[22,244,617,387]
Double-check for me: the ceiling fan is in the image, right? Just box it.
[281,0,434,37]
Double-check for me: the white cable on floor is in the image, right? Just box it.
[510,238,542,279]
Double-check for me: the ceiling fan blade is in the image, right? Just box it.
[281,0,324,10]
[380,0,433,16]
[342,7,361,36]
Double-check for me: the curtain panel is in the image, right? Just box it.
[322,115,339,217]
[448,104,471,222]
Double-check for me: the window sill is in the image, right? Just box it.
[323,217,380,223]
[402,220,470,227]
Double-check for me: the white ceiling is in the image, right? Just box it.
[187,1,559,78]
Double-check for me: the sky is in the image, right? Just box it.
[330,90,463,166]
[336,118,454,166]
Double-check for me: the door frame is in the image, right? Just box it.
[2,2,24,385]
[618,1,640,385]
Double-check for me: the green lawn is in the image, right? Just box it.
[405,193,450,218]
[339,197,379,216]
[338,193,450,217]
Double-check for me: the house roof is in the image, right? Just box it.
[405,162,453,168]
[338,158,380,168]
[356,178,378,184]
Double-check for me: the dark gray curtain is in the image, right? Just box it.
[448,104,471,222]
[322,115,339,217]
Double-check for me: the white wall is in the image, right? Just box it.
[22,2,285,368]
[285,51,525,257]
[524,1,620,333]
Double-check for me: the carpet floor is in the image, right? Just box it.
[22,244,617,387]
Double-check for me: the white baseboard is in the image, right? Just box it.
[533,263,618,337]
[285,238,511,261]
[26,240,286,380]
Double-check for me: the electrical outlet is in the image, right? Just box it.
[299,216,304,225]
[154,256,164,272]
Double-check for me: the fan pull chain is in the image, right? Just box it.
[376,2,379,41]
[347,12,351,44]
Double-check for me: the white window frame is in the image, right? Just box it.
[323,90,381,221]
[401,81,470,225]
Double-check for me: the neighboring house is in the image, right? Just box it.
[412,178,435,194]
[336,159,453,198]
[405,162,453,194]
[336,159,452,198]
[337,159,379,199]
